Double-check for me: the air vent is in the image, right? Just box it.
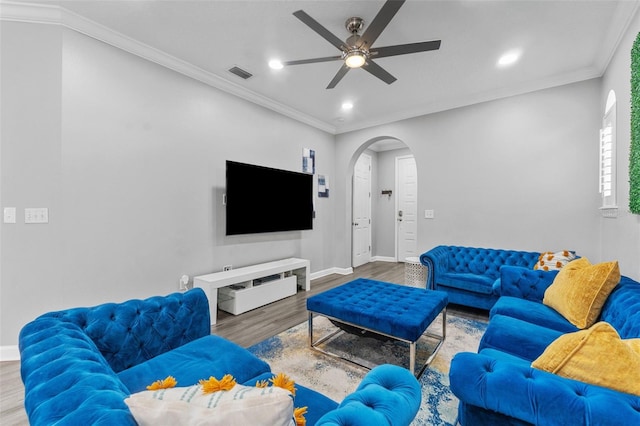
[228,66,253,80]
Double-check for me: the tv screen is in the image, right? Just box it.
[225,161,313,235]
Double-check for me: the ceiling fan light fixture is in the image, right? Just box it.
[344,50,367,68]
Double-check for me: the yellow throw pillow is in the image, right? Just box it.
[532,322,640,396]
[533,250,576,271]
[542,258,620,329]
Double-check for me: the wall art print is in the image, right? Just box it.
[303,148,315,174]
[318,175,329,198]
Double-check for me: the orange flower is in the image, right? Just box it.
[199,374,237,394]
[146,376,177,390]
[294,406,308,426]
[270,372,296,396]
[255,380,269,388]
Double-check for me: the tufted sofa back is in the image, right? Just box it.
[25,288,211,373]
[601,276,640,339]
[19,288,211,425]
[425,245,540,280]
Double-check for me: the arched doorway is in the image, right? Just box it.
[351,137,417,267]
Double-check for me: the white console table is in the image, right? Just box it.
[194,258,310,325]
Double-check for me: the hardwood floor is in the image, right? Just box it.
[0,261,488,425]
[212,260,410,348]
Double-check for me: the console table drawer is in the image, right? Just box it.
[218,275,297,315]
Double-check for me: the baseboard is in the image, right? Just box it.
[0,345,20,361]
[371,256,396,262]
[310,266,354,281]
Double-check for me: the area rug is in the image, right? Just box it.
[248,313,487,425]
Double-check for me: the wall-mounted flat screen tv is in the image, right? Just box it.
[225,160,313,235]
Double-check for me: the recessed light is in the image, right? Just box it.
[497,50,521,67]
[268,59,283,70]
[341,102,354,110]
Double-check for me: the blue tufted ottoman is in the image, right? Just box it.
[307,278,448,377]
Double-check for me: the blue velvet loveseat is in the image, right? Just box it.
[449,265,640,425]
[420,245,541,310]
[19,288,421,425]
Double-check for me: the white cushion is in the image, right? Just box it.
[125,383,295,426]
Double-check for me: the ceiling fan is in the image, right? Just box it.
[282,0,441,89]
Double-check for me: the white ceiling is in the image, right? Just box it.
[9,0,640,134]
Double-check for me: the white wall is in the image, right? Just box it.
[3,14,640,354]
[599,15,640,279]
[0,22,335,349]
[335,79,603,269]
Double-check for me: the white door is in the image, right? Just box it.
[396,156,418,261]
[352,153,371,267]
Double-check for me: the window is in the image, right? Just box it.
[599,90,617,216]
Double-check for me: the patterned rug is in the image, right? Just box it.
[248,313,487,425]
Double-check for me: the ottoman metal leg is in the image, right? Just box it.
[415,307,447,378]
[308,307,447,379]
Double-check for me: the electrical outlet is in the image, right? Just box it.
[4,207,16,223]
[179,275,189,291]
[223,265,232,272]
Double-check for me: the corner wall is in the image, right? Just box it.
[599,14,640,279]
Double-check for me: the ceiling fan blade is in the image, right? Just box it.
[358,0,405,49]
[326,64,350,89]
[293,10,347,51]
[371,40,441,58]
[362,59,397,85]
[283,55,343,66]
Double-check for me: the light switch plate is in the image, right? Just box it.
[4,207,16,223]
[25,208,48,224]
[424,209,435,219]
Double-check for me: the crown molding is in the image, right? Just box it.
[334,1,640,134]
[4,1,638,137]
[336,66,603,134]
[595,0,640,75]
[0,1,337,134]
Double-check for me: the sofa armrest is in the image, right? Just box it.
[316,364,421,426]
[420,246,450,289]
[450,352,640,426]
[498,266,558,302]
[19,319,136,425]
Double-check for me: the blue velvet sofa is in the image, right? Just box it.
[449,266,640,425]
[420,245,541,310]
[19,288,421,425]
